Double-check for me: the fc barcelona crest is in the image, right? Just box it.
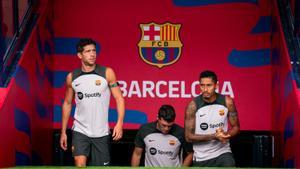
[138,22,183,68]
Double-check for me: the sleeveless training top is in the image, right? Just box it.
[71,65,111,138]
[193,93,231,161]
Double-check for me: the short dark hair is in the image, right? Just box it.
[158,105,176,122]
[199,70,218,84]
[76,38,96,53]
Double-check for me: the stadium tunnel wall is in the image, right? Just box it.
[0,0,54,167]
[0,0,300,168]
[270,0,300,167]
[51,0,299,168]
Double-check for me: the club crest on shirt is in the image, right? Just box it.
[95,80,101,86]
[138,22,183,68]
[169,139,176,146]
[219,109,225,116]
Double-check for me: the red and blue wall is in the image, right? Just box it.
[271,0,300,167]
[52,0,273,131]
[0,0,299,167]
[0,1,53,167]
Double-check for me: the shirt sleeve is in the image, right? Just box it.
[183,139,193,153]
[134,126,145,149]
[182,131,193,153]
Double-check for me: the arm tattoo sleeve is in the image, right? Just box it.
[185,101,197,134]
[228,111,237,117]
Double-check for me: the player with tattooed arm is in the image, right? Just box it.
[184,70,240,167]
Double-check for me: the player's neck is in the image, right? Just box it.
[81,64,96,72]
[203,94,217,103]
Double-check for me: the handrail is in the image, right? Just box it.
[0,0,36,87]
[277,0,300,88]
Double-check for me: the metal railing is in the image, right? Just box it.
[277,0,300,88]
[0,0,36,87]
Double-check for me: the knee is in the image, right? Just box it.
[74,157,87,167]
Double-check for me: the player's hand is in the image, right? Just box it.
[215,127,231,143]
[112,123,123,141]
[60,133,68,151]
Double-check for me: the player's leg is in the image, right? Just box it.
[72,131,90,167]
[215,152,235,167]
[89,135,111,166]
[74,155,87,167]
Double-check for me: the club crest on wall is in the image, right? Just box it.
[138,22,183,68]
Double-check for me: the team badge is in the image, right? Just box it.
[95,80,101,86]
[219,109,225,116]
[169,139,176,146]
[138,22,183,68]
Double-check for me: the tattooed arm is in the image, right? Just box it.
[185,100,216,142]
[225,96,240,137]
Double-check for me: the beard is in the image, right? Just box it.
[202,92,211,98]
